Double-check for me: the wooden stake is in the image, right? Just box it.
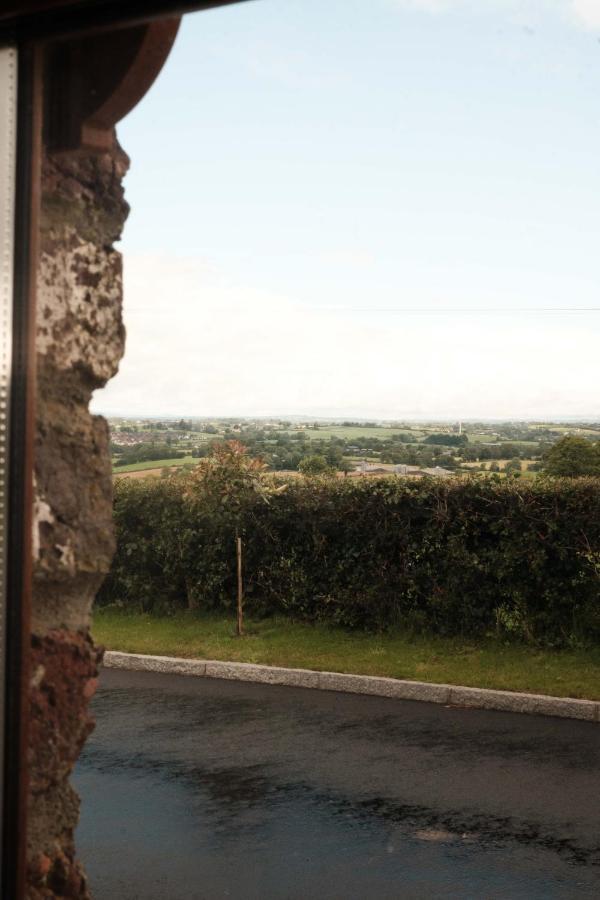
[236,535,243,636]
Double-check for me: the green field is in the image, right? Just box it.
[280,426,424,442]
[113,456,197,473]
[464,433,497,443]
[466,434,540,448]
[531,425,600,436]
[94,609,600,701]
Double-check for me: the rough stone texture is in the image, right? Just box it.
[447,685,599,722]
[204,660,321,689]
[106,651,208,677]
[27,144,129,899]
[317,671,452,703]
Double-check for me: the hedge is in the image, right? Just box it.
[99,475,600,646]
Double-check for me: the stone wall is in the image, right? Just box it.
[26,142,129,899]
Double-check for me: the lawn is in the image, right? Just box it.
[93,608,600,701]
[112,456,197,473]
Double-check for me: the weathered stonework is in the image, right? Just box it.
[27,144,129,899]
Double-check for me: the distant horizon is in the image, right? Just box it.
[101,411,600,424]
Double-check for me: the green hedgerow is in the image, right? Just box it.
[100,462,600,646]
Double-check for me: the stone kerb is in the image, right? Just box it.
[103,652,600,723]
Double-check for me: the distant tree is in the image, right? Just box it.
[325,445,345,469]
[500,443,520,459]
[544,436,600,477]
[298,454,332,476]
[505,458,522,473]
[418,450,435,467]
[114,442,185,466]
[424,433,468,447]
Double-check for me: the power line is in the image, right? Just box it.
[124,306,600,315]
[343,307,600,313]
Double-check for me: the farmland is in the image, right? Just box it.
[278,425,425,442]
[108,417,600,477]
[113,456,197,474]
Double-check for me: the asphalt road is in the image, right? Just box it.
[74,669,600,899]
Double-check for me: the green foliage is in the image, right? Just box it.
[423,433,468,447]
[505,458,522,473]
[94,609,600,700]
[114,442,186,466]
[185,440,273,511]
[298,454,333,476]
[100,472,600,646]
[544,436,600,477]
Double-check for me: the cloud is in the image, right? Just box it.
[92,254,600,420]
[391,0,600,31]
[391,0,463,11]
[570,0,600,28]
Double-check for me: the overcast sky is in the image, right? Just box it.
[93,0,600,420]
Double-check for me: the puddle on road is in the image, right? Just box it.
[75,675,600,899]
[74,753,600,900]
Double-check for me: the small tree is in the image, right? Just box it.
[185,441,283,634]
[298,454,333,476]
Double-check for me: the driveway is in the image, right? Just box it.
[74,668,600,899]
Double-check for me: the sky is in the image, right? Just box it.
[93,0,600,420]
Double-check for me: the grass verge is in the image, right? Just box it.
[93,608,600,701]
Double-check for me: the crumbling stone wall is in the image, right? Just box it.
[27,141,129,899]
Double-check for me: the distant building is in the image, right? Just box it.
[353,461,451,478]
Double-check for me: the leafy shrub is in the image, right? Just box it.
[100,466,600,645]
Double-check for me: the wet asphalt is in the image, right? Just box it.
[74,668,600,899]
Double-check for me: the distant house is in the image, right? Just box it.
[353,460,453,478]
[392,464,424,475]
[355,461,388,474]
